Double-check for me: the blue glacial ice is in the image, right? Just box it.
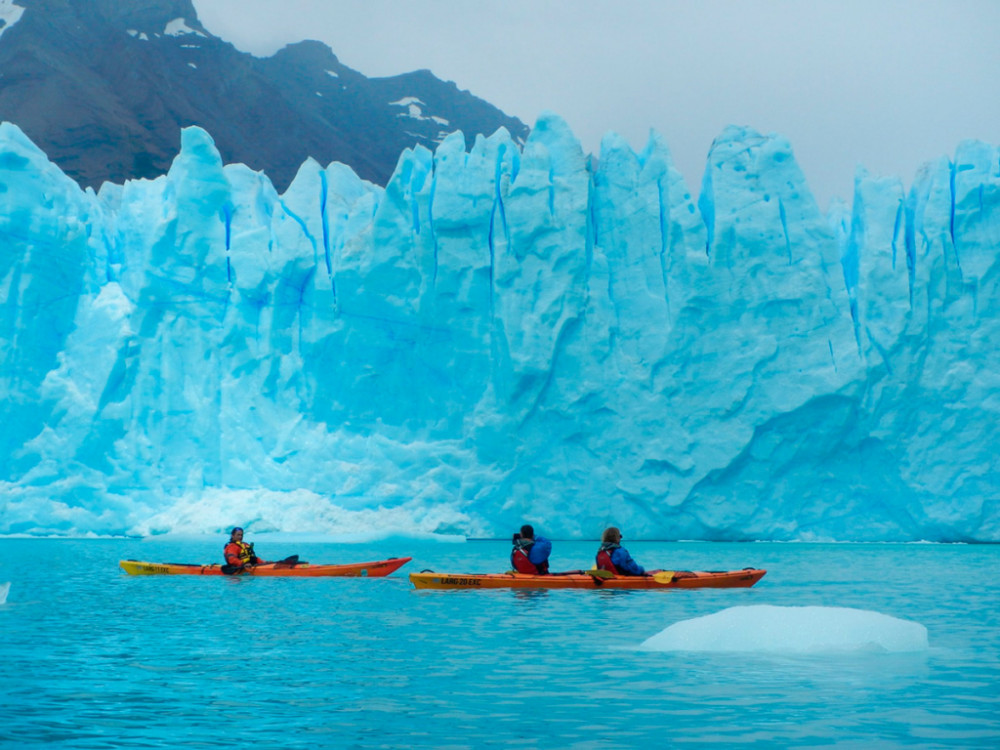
[638,605,929,653]
[0,115,998,540]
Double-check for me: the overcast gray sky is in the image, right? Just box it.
[192,0,1000,210]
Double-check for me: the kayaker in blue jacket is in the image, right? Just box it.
[511,524,552,574]
[596,527,645,576]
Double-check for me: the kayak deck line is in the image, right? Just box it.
[119,557,412,577]
[408,568,766,590]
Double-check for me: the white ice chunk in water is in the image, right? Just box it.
[0,582,10,604]
[639,605,928,653]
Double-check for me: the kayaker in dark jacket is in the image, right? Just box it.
[510,524,552,574]
[224,527,269,569]
[596,527,645,576]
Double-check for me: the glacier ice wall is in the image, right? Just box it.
[1,116,998,540]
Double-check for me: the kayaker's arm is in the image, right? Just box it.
[611,547,645,576]
[223,542,244,568]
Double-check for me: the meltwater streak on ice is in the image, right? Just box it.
[0,117,999,541]
[640,605,929,653]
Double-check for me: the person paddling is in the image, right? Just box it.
[223,527,269,571]
[510,524,552,574]
[595,527,645,576]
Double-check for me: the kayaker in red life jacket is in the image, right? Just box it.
[596,527,645,576]
[510,524,552,574]
[224,527,269,570]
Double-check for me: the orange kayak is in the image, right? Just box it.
[409,568,766,590]
[120,557,411,577]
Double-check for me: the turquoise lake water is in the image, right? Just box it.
[1,538,998,748]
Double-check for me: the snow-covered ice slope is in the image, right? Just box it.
[1,116,997,540]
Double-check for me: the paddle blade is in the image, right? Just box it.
[588,569,614,580]
[652,571,675,584]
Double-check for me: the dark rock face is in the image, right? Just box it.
[0,0,528,190]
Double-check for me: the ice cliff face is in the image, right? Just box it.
[1,116,997,540]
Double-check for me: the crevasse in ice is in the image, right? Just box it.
[0,116,997,540]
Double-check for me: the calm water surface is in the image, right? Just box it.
[0,539,997,748]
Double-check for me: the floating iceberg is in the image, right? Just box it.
[639,605,929,653]
[1,115,998,540]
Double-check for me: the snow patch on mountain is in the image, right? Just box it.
[164,18,205,38]
[389,96,450,126]
[0,0,24,40]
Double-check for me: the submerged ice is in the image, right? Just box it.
[639,605,929,653]
[0,115,998,540]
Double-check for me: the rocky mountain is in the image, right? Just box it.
[0,0,529,190]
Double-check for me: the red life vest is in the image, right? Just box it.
[224,540,258,567]
[512,547,541,574]
[596,547,619,574]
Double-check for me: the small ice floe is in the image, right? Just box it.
[639,605,928,654]
[0,582,10,604]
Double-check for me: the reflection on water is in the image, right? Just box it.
[0,538,997,748]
